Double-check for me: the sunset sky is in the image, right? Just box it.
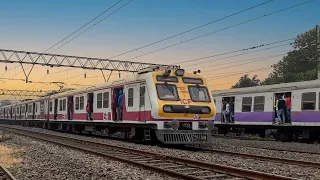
[0,0,319,100]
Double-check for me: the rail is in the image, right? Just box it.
[0,125,298,180]
[201,148,320,168]
[0,164,17,180]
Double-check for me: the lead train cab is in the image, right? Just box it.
[145,68,216,144]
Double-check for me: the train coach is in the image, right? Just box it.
[212,79,320,142]
[0,66,216,145]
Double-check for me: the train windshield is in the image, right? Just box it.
[189,86,211,102]
[156,84,179,101]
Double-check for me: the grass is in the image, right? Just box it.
[0,145,23,168]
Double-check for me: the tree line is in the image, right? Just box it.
[231,27,318,89]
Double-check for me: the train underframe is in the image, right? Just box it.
[0,119,210,145]
[215,124,320,143]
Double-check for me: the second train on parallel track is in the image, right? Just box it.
[212,80,320,142]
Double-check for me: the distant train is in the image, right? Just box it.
[0,66,216,145]
[212,79,320,142]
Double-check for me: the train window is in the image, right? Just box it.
[63,99,66,111]
[128,88,134,107]
[17,107,19,114]
[254,96,265,112]
[156,84,179,101]
[97,93,102,109]
[28,105,32,113]
[35,104,37,113]
[242,97,252,112]
[59,100,63,111]
[75,97,79,110]
[128,88,133,107]
[301,92,316,110]
[156,75,178,83]
[103,92,109,108]
[50,101,53,112]
[188,86,211,102]
[80,96,84,110]
[182,77,203,84]
[140,86,145,107]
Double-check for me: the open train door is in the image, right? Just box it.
[87,93,93,120]
[273,92,291,124]
[221,96,235,123]
[67,96,73,120]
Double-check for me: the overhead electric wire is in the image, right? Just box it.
[205,55,282,73]
[5,0,124,78]
[24,0,134,90]
[124,0,314,62]
[184,42,292,69]
[207,66,272,80]
[201,53,286,73]
[51,0,134,53]
[180,38,294,65]
[107,0,274,59]
[44,0,123,53]
[4,0,129,88]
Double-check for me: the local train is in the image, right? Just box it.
[212,79,320,142]
[0,66,216,145]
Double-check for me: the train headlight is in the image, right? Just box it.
[171,119,179,130]
[175,69,185,76]
[201,107,211,114]
[163,105,173,113]
[206,120,214,130]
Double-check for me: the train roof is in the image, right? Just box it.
[0,67,206,107]
[211,79,320,96]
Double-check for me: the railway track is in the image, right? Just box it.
[211,134,320,155]
[241,145,320,155]
[0,125,298,180]
[0,164,16,180]
[200,148,320,168]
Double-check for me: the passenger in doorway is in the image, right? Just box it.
[222,101,227,123]
[230,101,234,123]
[285,94,291,123]
[86,101,93,120]
[68,99,72,120]
[114,91,119,121]
[225,101,230,123]
[118,90,123,121]
[275,95,286,124]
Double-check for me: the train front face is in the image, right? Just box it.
[150,69,216,145]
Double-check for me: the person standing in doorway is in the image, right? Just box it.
[114,91,119,121]
[225,101,230,123]
[285,93,291,123]
[230,101,234,123]
[276,95,286,124]
[118,90,123,121]
[68,99,73,120]
[86,101,92,120]
[222,100,227,123]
